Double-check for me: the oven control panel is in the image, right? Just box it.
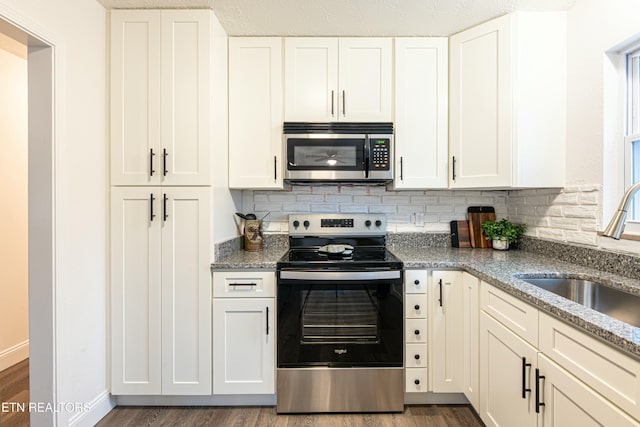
[289,214,386,236]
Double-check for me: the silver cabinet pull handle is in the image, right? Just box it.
[342,90,346,117]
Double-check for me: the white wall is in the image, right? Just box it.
[511,0,640,254]
[0,0,111,425]
[211,11,242,246]
[0,40,29,370]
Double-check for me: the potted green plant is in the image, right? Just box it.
[480,218,526,250]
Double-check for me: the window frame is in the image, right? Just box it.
[624,47,640,235]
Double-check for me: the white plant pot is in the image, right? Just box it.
[492,239,509,251]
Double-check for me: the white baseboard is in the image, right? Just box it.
[67,390,116,427]
[0,340,29,371]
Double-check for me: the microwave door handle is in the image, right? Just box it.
[364,136,370,178]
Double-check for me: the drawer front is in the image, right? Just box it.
[405,294,428,318]
[406,343,428,368]
[405,270,428,294]
[480,281,538,347]
[539,312,640,421]
[406,368,428,393]
[405,319,428,344]
[213,271,275,298]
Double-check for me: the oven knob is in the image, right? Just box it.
[375,220,382,227]
[414,379,420,385]
[414,304,420,310]
[415,354,420,360]
[414,329,420,335]
[414,279,420,285]
[365,220,372,227]
[292,220,300,228]
[303,220,310,228]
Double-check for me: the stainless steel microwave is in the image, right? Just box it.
[283,122,394,183]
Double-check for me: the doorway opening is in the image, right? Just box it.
[0,13,55,427]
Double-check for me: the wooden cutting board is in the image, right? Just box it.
[467,206,496,248]
[450,220,471,248]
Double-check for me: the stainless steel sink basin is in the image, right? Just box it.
[520,277,640,328]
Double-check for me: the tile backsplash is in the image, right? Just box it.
[242,184,509,234]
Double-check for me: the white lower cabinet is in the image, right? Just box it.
[462,272,480,410]
[431,271,463,392]
[404,270,428,394]
[538,354,639,427]
[478,279,640,426]
[212,271,275,395]
[480,311,537,427]
[111,186,212,395]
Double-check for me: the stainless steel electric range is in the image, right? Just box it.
[276,214,404,413]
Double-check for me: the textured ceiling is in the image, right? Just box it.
[97,0,575,36]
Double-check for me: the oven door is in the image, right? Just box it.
[284,134,367,181]
[277,269,403,368]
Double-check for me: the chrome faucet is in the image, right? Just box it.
[603,181,640,239]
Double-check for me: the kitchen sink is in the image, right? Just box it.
[519,277,640,328]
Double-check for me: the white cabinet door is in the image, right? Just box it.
[161,187,211,394]
[449,14,512,188]
[160,11,211,186]
[449,12,566,189]
[111,11,162,186]
[111,187,212,395]
[480,311,537,427]
[284,38,338,122]
[431,271,463,392]
[394,38,448,189]
[110,187,162,395]
[284,37,392,122]
[229,38,283,189]
[462,272,480,410]
[338,38,392,122]
[213,298,275,394]
[538,354,639,427]
[111,10,211,186]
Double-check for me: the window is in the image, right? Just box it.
[625,47,640,224]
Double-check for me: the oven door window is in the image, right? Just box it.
[277,278,403,368]
[286,138,364,171]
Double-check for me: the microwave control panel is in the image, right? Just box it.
[371,139,390,170]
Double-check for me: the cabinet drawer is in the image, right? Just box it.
[405,270,428,294]
[405,294,428,318]
[406,344,428,368]
[480,281,538,347]
[213,271,275,298]
[540,312,640,421]
[406,319,428,344]
[406,368,428,393]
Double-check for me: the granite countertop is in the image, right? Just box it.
[392,246,640,359]
[212,246,640,359]
[211,247,287,269]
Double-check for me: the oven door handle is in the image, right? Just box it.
[279,270,401,281]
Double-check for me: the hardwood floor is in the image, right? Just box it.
[0,358,29,427]
[96,404,485,427]
[0,360,484,427]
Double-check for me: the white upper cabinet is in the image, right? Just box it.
[394,38,448,189]
[111,10,211,186]
[284,38,392,122]
[449,12,566,189]
[228,37,283,189]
